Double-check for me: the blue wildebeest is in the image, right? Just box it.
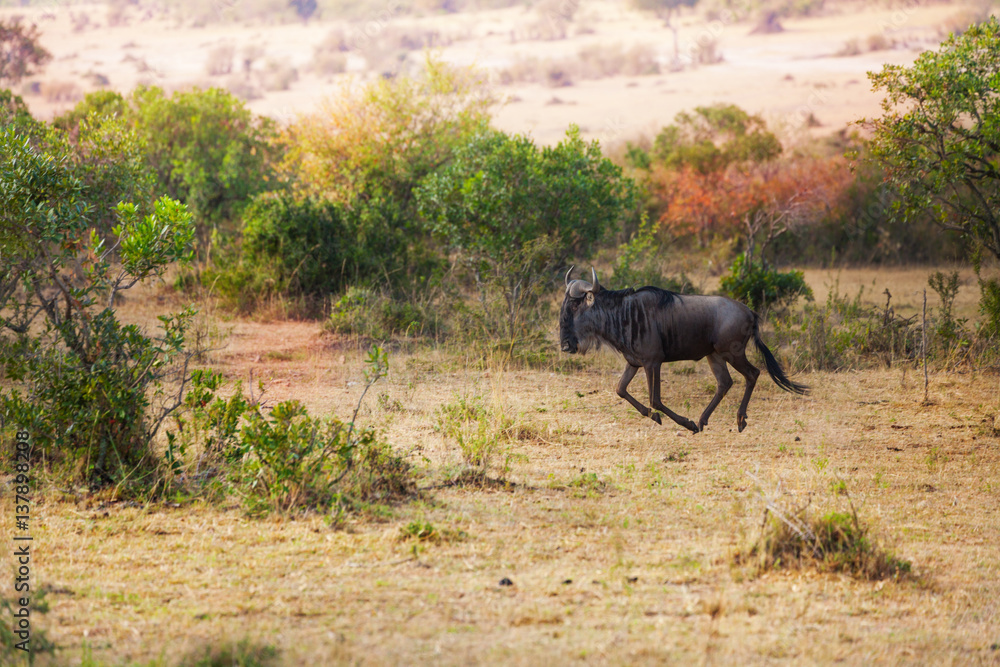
[559,267,807,433]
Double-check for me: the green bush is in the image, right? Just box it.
[979,274,1000,339]
[328,286,442,340]
[417,126,637,342]
[928,270,969,355]
[130,85,279,256]
[52,87,281,261]
[0,89,42,136]
[719,253,813,312]
[165,348,415,517]
[1,589,55,662]
[211,192,439,317]
[52,89,129,132]
[773,283,920,371]
[611,213,694,292]
[4,308,195,486]
[0,125,196,488]
[649,104,782,175]
[164,369,250,478]
[217,193,360,308]
[435,393,521,483]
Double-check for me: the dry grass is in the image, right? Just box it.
[7,268,1000,664]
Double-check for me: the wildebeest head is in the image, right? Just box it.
[560,266,602,354]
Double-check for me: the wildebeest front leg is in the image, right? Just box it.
[646,363,699,433]
[616,364,661,424]
[697,353,734,431]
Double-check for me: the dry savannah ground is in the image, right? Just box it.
[3,267,998,665]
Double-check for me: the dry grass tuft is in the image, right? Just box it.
[738,495,912,581]
[179,638,280,667]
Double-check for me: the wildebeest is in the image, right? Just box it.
[559,267,807,433]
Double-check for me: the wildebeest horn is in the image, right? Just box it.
[591,267,600,292]
[565,265,575,286]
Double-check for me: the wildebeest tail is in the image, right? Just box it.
[752,315,809,395]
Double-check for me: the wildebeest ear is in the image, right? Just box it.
[585,292,595,306]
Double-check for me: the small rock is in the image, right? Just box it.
[794,436,801,442]
[561,579,572,585]
[499,577,514,587]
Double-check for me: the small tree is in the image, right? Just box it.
[0,125,195,488]
[650,104,783,175]
[0,19,51,87]
[290,0,318,22]
[283,56,492,208]
[129,85,279,260]
[864,17,1000,262]
[416,126,636,341]
[629,0,697,66]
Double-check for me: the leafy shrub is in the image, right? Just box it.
[928,270,968,354]
[719,253,813,312]
[166,348,415,517]
[228,193,357,303]
[328,287,443,340]
[435,393,524,483]
[212,191,434,316]
[611,213,693,292]
[1,89,43,137]
[1,125,196,488]
[1,589,55,661]
[651,104,782,175]
[164,370,251,478]
[774,283,919,371]
[4,308,195,486]
[417,126,637,342]
[129,85,279,255]
[284,56,490,208]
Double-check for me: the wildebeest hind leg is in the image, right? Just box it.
[698,353,733,431]
[617,364,660,424]
[646,363,699,433]
[729,354,760,432]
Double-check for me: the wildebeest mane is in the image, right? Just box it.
[597,286,679,309]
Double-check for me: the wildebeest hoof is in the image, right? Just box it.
[650,412,662,425]
[737,414,747,432]
[685,420,699,434]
